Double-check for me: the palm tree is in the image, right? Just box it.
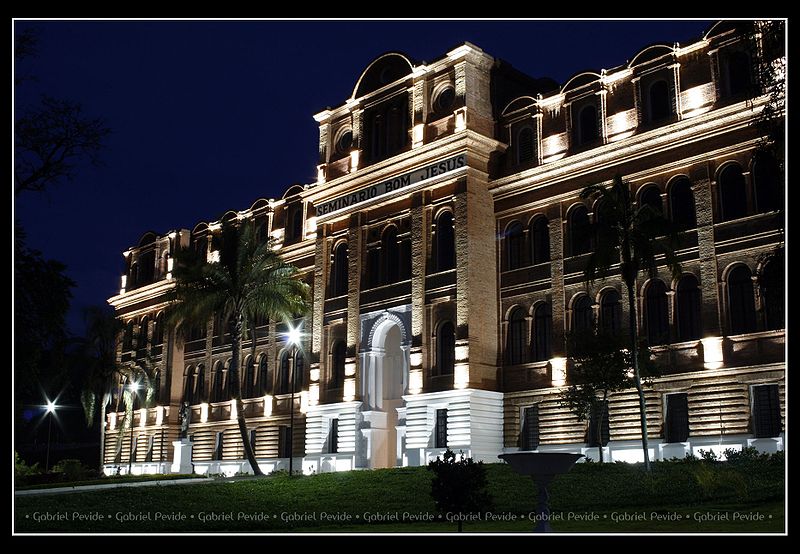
[580,174,682,471]
[79,306,158,468]
[169,222,309,476]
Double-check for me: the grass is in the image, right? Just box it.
[14,461,785,534]
[16,473,201,491]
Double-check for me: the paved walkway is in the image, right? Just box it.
[15,477,214,496]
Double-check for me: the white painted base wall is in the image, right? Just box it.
[508,433,785,463]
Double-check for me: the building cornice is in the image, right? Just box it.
[108,279,175,311]
[490,95,770,200]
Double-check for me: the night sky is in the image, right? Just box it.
[13,19,715,335]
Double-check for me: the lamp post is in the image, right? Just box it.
[127,381,140,475]
[44,400,56,473]
[285,324,302,477]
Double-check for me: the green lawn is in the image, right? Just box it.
[14,461,785,533]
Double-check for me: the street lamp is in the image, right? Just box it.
[44,400,57,473]
[285,324,302,477]
[127,381,141,475]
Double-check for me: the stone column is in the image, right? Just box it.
[346,212,364,401]
[454,174,499,389]
[692,174,722,336]
[549,207,566,356]
[310,224,329,407]
[409,191,429,394]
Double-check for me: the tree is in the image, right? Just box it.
[77,305,165,468]
[15,95,111,196]
[14,29,111,196]
[14,225,75,400]
[560,331,658,463]
[580,174,682,471]
[169,222,310,476]
[428,449,492,532]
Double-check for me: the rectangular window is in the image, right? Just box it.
[435,409,448,448]
[521,405,540,451]
[144,435,155,462]
[278,426,292,459]
[587,401,610,447]
[249,429,257,454]
[329,419,339,454]
[752,384,782,438]
[664,393,689,443]
[213,431,224,460]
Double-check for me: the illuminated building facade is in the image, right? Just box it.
[104,21,785,475]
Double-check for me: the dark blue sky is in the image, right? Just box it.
[13,19,714,335]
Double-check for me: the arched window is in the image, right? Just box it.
[138,317,149,348]
[129,262,139,289]
[517,127,535,164]
[243,356,255,399]
[436,321,456,375]
[294,351,305,390]
[212,363,224,402]
[577,104,598,146]
[572,295,594,334]
[728,265,757,334]
[330,341,346,388]
[330,242,349,297]
[760,258,784,331]
[639,185,663,215]
[530,217,550,265]
[153,313,165,345]
[506,308,527,365]
[257,355,270,395]
[506,221,524,270]
[381,226,399,284]
[386,106,404,154]
[726,51,751,97]
[277,351,290,395]
[570,205,591,256]
[435,211,455,271]
[676,275,702,341]
[152,370,161,404]
[196,364,206,402]
[183,366,195,405]
[669,177,696,228]
[599,289,622,335]
[160,251,170,278]
[371,114,386,160]
[645,280,670,345]
[719,164,748,221]
[648,80,671,122]
[292,206,303,241]
[123,320,134,350]
[224,360,234,401]
[256,220,269,244]
[532,303,552,362]
[753,153,781,213]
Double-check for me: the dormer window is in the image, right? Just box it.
[647,79,672,123]
[364,95,409,163]
[572,102,599,148]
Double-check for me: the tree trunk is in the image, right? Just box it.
[231,312,263,476]
[99,393,109,470]
[626,280,651,471]
[598,392,606,463]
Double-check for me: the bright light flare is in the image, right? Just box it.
[45,400,57,414]
[285,324,302,346]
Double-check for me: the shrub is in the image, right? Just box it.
[428,449,492,532]
[51,459,89,481]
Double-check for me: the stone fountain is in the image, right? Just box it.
[499,452,584,532]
